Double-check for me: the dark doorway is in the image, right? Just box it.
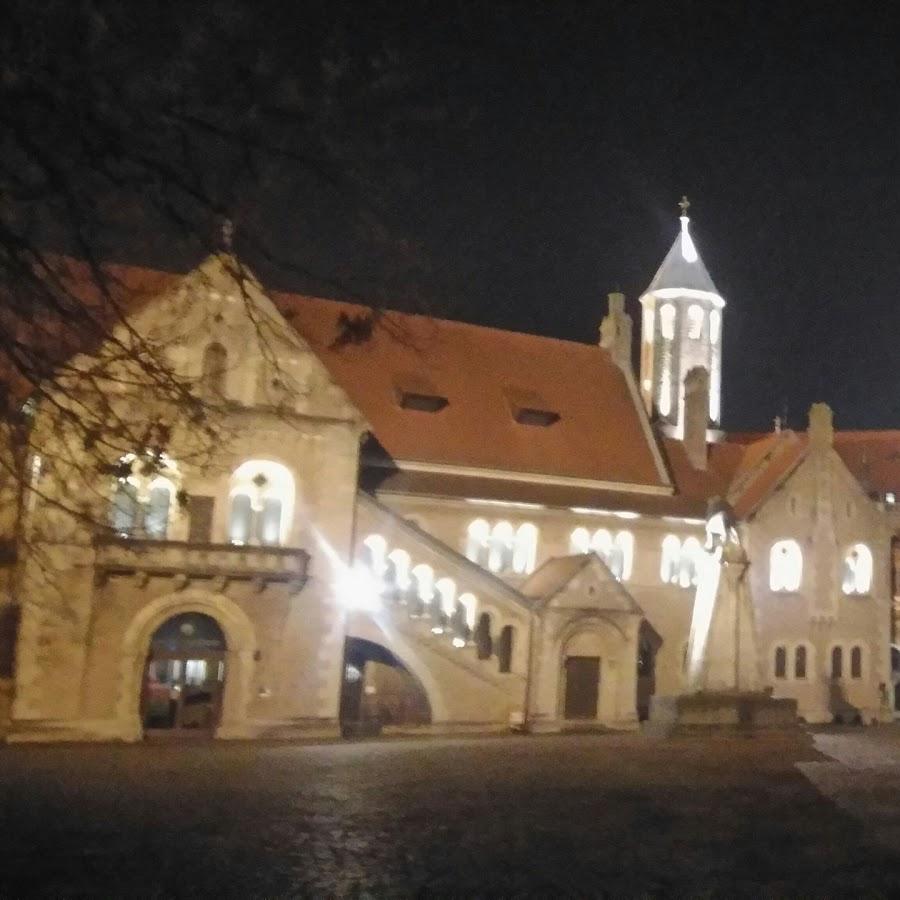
[141,613,226,736]
[563,656,600,720]
[339,637,431,737]
[636,621,662,722]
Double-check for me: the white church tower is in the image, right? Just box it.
[639,198,725,439]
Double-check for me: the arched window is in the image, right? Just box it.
[408,565,435,618]
[658,368,672,416]
[458,593,477,630]
[202,342,228,397]
[851,645,863,679]
[660,535,702,588]
[842,544,873,595]
[144,480,174,538]
[487,522,515,573]
[679,537,702,588]
[774,646,787,679]
[465,519,490,567]
[687,305,704,340]
[497,625,514,673]
[109,452,179,540]
[474,612,492,660]
[513,523,539,575]
[570,527,591,555]
[660,304,676,341]
[770,540,802,592]
[361,534,387,577]
[228,460,295,547]
[642,305,655,344]
[112,481,139,535]
[387,549,411,591]
[795,645,807,679]
[831,646,843,680]
[709,309,722,345]
[660,535,681,583]
[613,531,634,581]
[433,575,454,617]
[570,527,634,581]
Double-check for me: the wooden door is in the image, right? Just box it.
[564,656,600,720]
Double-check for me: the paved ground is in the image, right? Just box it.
[2,729,900,898]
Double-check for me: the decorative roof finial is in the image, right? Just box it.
[678,195,691,217]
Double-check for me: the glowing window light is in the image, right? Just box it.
[569,527,591,555]
[679,536,703,588]
[512,523,538,574]
[387,548,411,590]
[660,304,676,341]
[229,459,295,547]
[842,543,873,595]
[591,528,613,559]
[642,304,655,343]
[362,534,388,577]
[458,592,477,630]
[680,215,698,262]
[433,575,455,616]
[488,521,514,573]
[613,531,634,581]
[659,369,672,416]
[413,565,436,606]
[465,518,490,565]
[769,540,803,592]
[660,534,681,583]
[687,305,704,340]
[710,354,721,422]
[709,309,722,345]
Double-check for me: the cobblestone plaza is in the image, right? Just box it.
[4,730,900,896]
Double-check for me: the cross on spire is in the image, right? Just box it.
[678,195,691,216]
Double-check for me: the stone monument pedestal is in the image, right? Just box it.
[650,690,798,731]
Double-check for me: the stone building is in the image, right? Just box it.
[1,210,898,742]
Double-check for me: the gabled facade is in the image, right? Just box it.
[1,210,898,742]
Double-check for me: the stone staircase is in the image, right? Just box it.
[351,493,532,726]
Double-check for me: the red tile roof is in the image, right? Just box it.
[277,293,669,490]
[834,431,900,495]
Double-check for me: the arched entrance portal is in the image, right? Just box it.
[141,613,227,735]
[340,637,431,737]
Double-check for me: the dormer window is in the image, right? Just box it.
[505,387,560,427]
[515,408,560,427]
[394,374,448,412]
[399,392,448,412]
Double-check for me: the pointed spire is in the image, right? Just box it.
[643,197,721,299]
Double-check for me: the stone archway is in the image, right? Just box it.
[339,636,432,737]
[117,589,257,741]
[555,614,635,727]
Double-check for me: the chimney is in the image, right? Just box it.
[683,367,710,470]
[808,402,834,450]
[599,291,633,372]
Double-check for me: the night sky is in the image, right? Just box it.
[265,3,899,434]
[35,2,900,434]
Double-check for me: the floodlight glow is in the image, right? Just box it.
[680,216,698,263]
[312,528,382,611]
[452,637,466,648]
